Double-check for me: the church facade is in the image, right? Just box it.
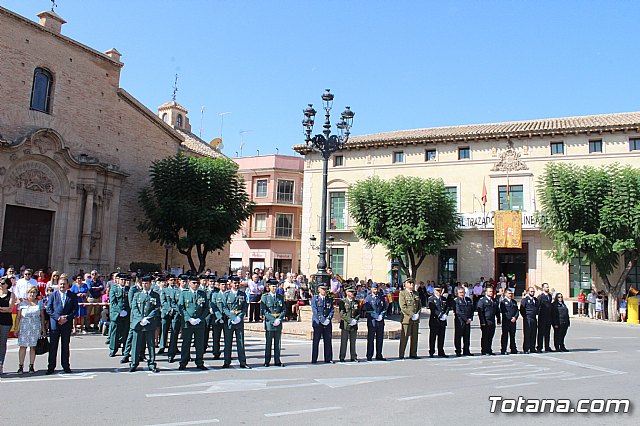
[0,7,228,275]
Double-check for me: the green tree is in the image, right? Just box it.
[538,163,640,321]
[348,175,462,280]
[138,153,253,273]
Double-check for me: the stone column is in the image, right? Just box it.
[80,184,95,260]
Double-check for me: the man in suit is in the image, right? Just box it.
[338,287,361,362]
[311,284,334,364]
[221,277,250,368]
[428,287,449,358]
[398,279,421,359]
[261,280,285,367]
[108,274,130,357]
[520,286,539,354]
[363,282,388,361]
[46,275,78,374]
[499,289,519,354]
[454,287,474,357]
[130,278,161,372]
[477,286,500,355]
[536,283,553,352]
[178,278,209,370]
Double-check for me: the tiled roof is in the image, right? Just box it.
[175,128,225,158]
[293,111,640,153]
[158,101,188,113]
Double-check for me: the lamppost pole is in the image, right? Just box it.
[302,89,354,290]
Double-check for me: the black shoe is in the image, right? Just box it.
[311,361,318,364]
[213,354,221,360]
[109,352,116,358]
[46,369,54,375]
[480,352,486,355]
[409,356,420,360]
[429,354,435,358]
[63,368,72,374]
[399,356,405,360]
[141,356,147,362]
[221,364,231,369]
[375,357,386,361]
[511,351,518,355]
[438,354,449,358]
[545,347,553,352]
[463,352,474,356]
[152,367,160,373]
[17,365,23,374]
[366,357,372,361]
[275,362,285,367]
[196,365,208,370]
[456,353,462,357]
[129,366,137,373]
[351,358,359,363]
[120,356,130,364]
[339,359,346,362]
[168,356,176,363]
[263,363,270,367]
[501,351,506,355]
[178,365,186,370]
[561,347,569,352]
[487,352,496,356]
[239,364,251,369]
[157,349,165,355]
[524,350,530,354]
[29,364,35,374]
[324,360,335,364]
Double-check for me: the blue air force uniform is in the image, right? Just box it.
[311,289,334,363]
[454,295,474,356]
[500,297,519,354]
[477,295,500,355]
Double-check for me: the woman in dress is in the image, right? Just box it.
[551,293,570,352]
[70,275,89,334]
[14,286,46,373]
[46,271,61,292]
[0,277,17,375]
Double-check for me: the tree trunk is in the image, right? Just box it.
[178,246,197,274]
[196,244,207,274]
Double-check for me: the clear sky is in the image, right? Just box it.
[5,0,640,157]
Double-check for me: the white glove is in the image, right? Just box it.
[439,313,447,321]
[194,318,202,325]
[218,318,224,324]
[188,318,197,326]
[232,316,241,325]
[273,318,281,326]
[411,313,419,321]
[377,314,383,322]
[349,318,358,326]
[119,310,127,317]
[140,318,149,326]
[210,308,213,314]
[322,318,330,326]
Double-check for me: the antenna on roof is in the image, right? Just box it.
[239,130,251,157]
[171,73,178,102]
[218,112,231,141]
[199,106,205,138]
[51,0,57,12]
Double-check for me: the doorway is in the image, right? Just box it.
[273,259,292,275]
[2,205,54,271]
[495,242,528,293]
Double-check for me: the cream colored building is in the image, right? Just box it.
[0,7,227,275]
[295,112,640,297]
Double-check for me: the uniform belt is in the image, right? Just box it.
[232,310,240,314]
[273,313,280,318]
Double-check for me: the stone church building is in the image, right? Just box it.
[0,6,229,275]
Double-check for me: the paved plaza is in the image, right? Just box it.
[1,318,637,425]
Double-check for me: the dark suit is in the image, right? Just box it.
[536,292,553,351]
[520,295,539,353]
[499,298,519,353]
[46,290,79,372]
[551,301,570,350]
[428,295,448,356]
[454,296,474,355]
[477,296,500,355]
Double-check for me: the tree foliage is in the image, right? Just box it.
[348,175,462,279]
[138,153,253,273]
[538,162,640,321]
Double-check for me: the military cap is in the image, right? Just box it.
[345,286,355,293]
[116,273,129,279]
[371,282,379,288]
[232,276,241,283]
[318,284,328,290]
[207,275,217,281]
[217,277,227,284]
[266,279,280,286]
[141,275,152,282]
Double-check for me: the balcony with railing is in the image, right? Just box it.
[251,189,303,206]
[240,225,302,240]
[317,214,353,232]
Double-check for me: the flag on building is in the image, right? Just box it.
[481,178,487,206]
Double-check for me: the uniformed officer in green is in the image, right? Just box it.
[338,287,361,362]
[221,277,250,368]
[399,278,421,359]
[167,277,186,363]
[178,278,209,370]
[130,279,161,372]
[260,279,285,367]
[209,278,227,359]
[158,277,174,355]
[121,277,140,364]
[108,274,129,357]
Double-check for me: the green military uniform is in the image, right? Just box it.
[178,288,209,369]
[399,288,422,358]
[108,281,129,356]
[167,285,183,361]
[122,282,140,361]
[209,287,226,359]
[130,289,161,371]
[260,291,285,366]
[221,289,248,367]
[338,293,361,362]
[158,284,173,354]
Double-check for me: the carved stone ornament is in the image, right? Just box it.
[12,169,55,193]
[33,135,56,154]
[491,140,528,172]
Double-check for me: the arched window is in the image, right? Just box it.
[162,113,168,123]
[30,68,53,113]
[176,114,183,127]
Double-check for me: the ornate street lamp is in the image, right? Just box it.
[303,89,354,290]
